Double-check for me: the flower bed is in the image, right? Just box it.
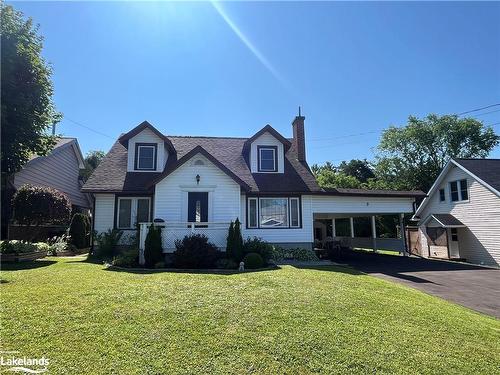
[0,240,48,262]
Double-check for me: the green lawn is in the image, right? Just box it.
[1,257,499,374]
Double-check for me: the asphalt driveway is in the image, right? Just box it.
[338,251,500,318]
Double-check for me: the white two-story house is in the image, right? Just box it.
[413,158,500,267]
[82,113,424,253]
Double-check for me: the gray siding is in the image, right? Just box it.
[418,165,500,267]
[13,143,90,208]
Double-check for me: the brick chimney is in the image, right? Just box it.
[292,110,306,162]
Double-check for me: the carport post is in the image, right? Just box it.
[400,213,407,257]
[349,217,354,238]
[371,216,377,252]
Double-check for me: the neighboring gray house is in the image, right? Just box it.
[413,158,500,267]
[83,113,424,253]
[12,137,91,211]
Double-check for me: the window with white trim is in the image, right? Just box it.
[117,197,151,229]
[290,197,300,227]
[248,198,258,228]
[258,146,277,172]
[135,144,156,170]
[247,197,300,229]
[450,179,468,202]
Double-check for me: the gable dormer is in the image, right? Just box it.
[244,125,291,174]
[118,121,175,172]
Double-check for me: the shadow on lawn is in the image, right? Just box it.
[1,259,57,271]
[291,263,440,284]
[103,265,281,276]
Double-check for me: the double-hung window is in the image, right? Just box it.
[247,197,300,229]
[439,188,445,202]
[117,197,151,229]
[257,146,277,172]
[449,179,468,202]
[135,143,157,170]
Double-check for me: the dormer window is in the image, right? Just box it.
[135,143,157,170]
[257,146,277,172]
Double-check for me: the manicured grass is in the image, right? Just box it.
[1,257,499,374]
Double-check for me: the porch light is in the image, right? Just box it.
[196,174,200,185]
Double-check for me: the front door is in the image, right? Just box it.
[188,192,208,224]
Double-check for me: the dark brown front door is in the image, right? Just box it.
[188,192,208,223]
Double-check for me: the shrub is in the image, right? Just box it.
[215,258,238,270]
[154,261,166,269]
[173,234,220,269]
[94,229,123,258]
[11,185,71,226]
[0,240,42,254]
[243,237,273,262]
[112,249,138,268]
[47,234,72,255]
[144,225,163,268]
[270,246,319,262]
[69,213,88,249]
[34,242,51,254]
[242,252,264,269]
[226,218,244,262]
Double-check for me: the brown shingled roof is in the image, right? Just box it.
[82,133,322,194]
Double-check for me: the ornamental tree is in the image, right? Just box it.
[12,185,71,227]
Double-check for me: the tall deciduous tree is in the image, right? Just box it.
[375,114,499,192]
[80,151,105,182]
[337,159,375,183]
[1,4,60,176]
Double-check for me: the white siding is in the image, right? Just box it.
[13,143,89,208]
[154,154,241,222]
[241,194,314,244]
[250,132,284,173]
[94,194,115,233]
[310,195,415,214]
[126,128,167,172]
[418,165,500,267]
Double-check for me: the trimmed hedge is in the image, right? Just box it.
[173,234,219,269]
[144,225,163,268]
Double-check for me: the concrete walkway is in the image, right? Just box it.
[338,251,500,318]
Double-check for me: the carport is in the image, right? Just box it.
[310,188,426,254]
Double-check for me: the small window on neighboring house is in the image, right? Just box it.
[450,179,468,202]
[135,144,156,170]
[290,197,300,227]
[459,179,468,201]
[451,228,458,241]
[439,188,445,202]
[258,146,277,172]
[450,181,459,202]
[248,198,258,228]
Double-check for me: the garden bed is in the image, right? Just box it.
[105,263,279,273]
[1,251,46,263]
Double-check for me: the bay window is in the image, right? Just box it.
[117,197,151,229]
[247,197,301,229]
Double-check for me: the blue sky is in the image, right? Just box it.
[10,1,500,164]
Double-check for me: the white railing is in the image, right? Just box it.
[139,222,230,252]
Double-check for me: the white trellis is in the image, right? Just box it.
[139,222,230,252]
